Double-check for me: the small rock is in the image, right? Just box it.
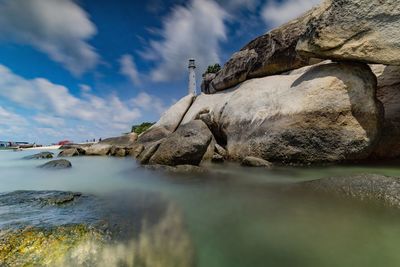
[214,144,227,158]
[211,154,224,163]
[38,159,72,169]
[127,144,145,158]
[241,156,273,168]
[23,152,54,160]
[58,148,84,157]
[110,146,126,157]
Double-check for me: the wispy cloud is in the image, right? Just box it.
[0,0,99,76]
[119,54,141,86]
[0,64,167,143]
[142,0,228,82]
[261,0,321,27]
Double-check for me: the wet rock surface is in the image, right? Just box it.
[242,157,273,168]
[23,152,54,160]
[39,159,72,169]
[0,190,195,267]
[300,174,400,208]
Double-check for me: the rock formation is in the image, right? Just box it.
[300,174,400,208]
[297,0,400,65]
[38,159,72,169]
[201,5,325,93]
[370,65,400,158]
[23,152,54,160]
[149,120,213,166]
[184,62,382,163]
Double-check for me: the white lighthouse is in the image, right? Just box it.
[188,59,196,95]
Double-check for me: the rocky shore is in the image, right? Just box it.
[59,0,399,170]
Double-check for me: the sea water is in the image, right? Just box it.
[2,149,400,267]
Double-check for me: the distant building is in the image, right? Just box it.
[188,59,197,95]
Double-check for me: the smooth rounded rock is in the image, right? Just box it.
[38,159,72,169]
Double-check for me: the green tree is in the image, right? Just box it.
[203,64,221,76]
[131,122,155,135]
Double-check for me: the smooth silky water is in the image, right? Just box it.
[2,149,400,267]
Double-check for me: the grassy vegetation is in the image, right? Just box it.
[131,122,155,135]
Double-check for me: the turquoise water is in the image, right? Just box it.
[2,150,400,267]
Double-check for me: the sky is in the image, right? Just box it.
[0,0,320,144]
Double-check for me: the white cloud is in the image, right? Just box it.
[0,106,27,127]
[0,0,99,76]
[0,64,169,143]
[143,0,228,82]
[33,114,65,128]
[217,0,258,11]
[261,0,321,27]
[119,54,141,86]
[131,92,167,115]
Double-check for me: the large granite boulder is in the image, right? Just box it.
[137,94,195,146]
[370,65,400,158]
[149,120,213,166]
[182,62,383,163]
[297,0,400,65]
[84,143,112,156]
[204,6,325,93]
[152,94,195,132]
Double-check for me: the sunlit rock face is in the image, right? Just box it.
[181,62,382,164]
[202,5,325,94]
[297,0,400,65]
[0,191,195,267]
[370,65,400,159]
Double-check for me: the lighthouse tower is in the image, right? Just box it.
[188,59,196,95]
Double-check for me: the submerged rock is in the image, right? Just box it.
[0,225,106,267]
[149,120,213,166]
[23,151,54,160]
[241,157,273,168]
[182,62,382,164]
[0,190,196,267]
[300,174,400,208]
[39,159,72,169]
[143,164,206,174]
[297,0,400,65]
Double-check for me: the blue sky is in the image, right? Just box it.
[0,0,319,144]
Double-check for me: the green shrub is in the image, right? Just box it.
[203,64,221,76]
[131,122,155,135]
